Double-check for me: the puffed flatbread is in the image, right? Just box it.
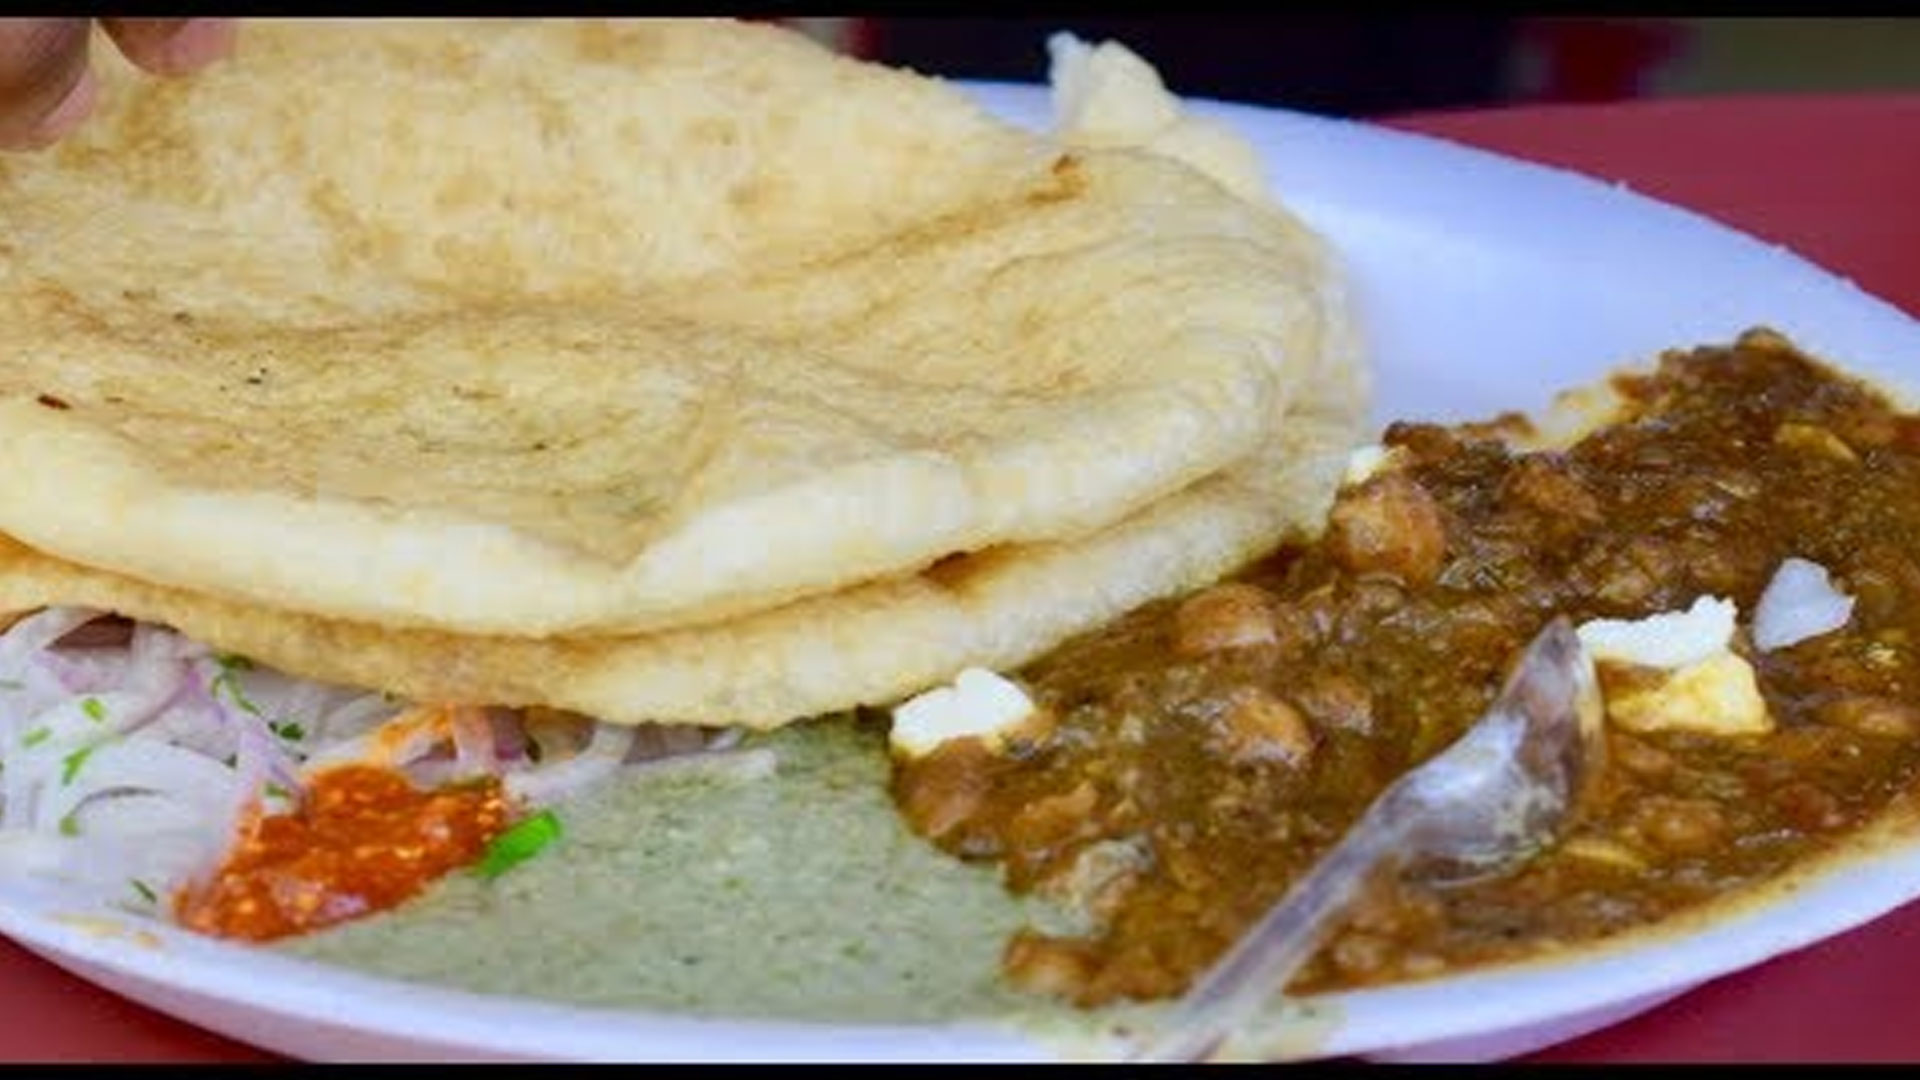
[0,332,1363,727]
[0,18,1350,637]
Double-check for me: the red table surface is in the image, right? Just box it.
[4,93,1919,1064]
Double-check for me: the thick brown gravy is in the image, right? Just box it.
[892,330,1920,1006]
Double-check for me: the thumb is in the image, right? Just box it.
[0,18,96,150]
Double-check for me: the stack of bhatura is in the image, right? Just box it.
[0,19,1363,942]
[0,19,1364,728]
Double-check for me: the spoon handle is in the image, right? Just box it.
[1130,809,1410,1062]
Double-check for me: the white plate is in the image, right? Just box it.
[5,82,1920,1064]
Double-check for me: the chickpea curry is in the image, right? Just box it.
[892,329,1920,1006]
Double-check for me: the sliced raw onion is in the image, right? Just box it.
[1754,557,1855,652]
[504,722,639,806]
[0,607,771,923]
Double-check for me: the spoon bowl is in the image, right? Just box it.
[1132,616,1605,1061]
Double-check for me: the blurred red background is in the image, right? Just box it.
[776,18,1696,113]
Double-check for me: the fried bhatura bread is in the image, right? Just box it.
[0,19,1351,637]
[0,336,1363,727]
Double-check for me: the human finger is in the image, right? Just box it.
[0,18,95,150]
[101,17,236,77]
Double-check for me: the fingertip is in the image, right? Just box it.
[0,17,92,149]
[144,18,238,77]
[9,65,94,150]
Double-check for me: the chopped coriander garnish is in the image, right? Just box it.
[265,782,292,800]
[81,697,107,723]
[20,726,49,748]
[221,752,237,769]
[0,678,23,691]
[474,809,564,881]
[210,668,264,717]
[58,811,80,837]
[60,745,93,785]
[130,879,157,905]
[211,660,310,744]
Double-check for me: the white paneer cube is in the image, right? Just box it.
[1603,651,1772,737]
[890,668,1038,758]
[1577,595,1737,670]
[1577,595,1773,737]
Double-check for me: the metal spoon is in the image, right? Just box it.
[1131,616,1604,1062]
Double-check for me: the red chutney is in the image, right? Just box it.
[176,766,512,942]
